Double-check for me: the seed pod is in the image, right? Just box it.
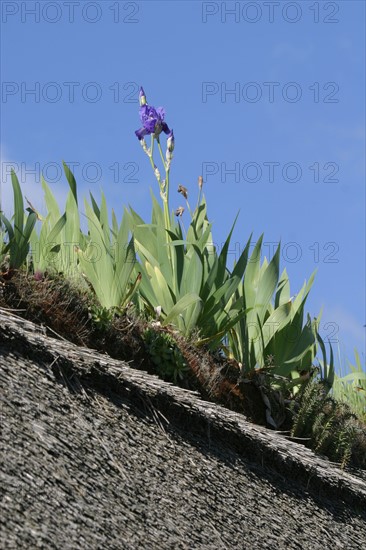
[178,184,188,199]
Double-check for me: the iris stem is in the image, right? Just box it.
[195,186,203,215]
[148,137,158,180]
[186,199,193,219]
[149,136,172,264]
[156,137,171,235]
[162,161,172,269]
[156,138,166,171]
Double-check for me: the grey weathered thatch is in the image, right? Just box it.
[1,309,366,549]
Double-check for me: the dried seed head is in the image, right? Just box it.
[175,206,185,217]
[198,176,203,189]
[178,184,188,199]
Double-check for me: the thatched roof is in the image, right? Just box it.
[1,309,366,549]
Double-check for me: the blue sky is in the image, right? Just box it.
[1,0,365,371]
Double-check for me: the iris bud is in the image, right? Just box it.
[139,86,147,106]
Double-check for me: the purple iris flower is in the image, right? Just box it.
[135,100,170,141]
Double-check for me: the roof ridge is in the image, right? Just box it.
[1,308,365,508]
